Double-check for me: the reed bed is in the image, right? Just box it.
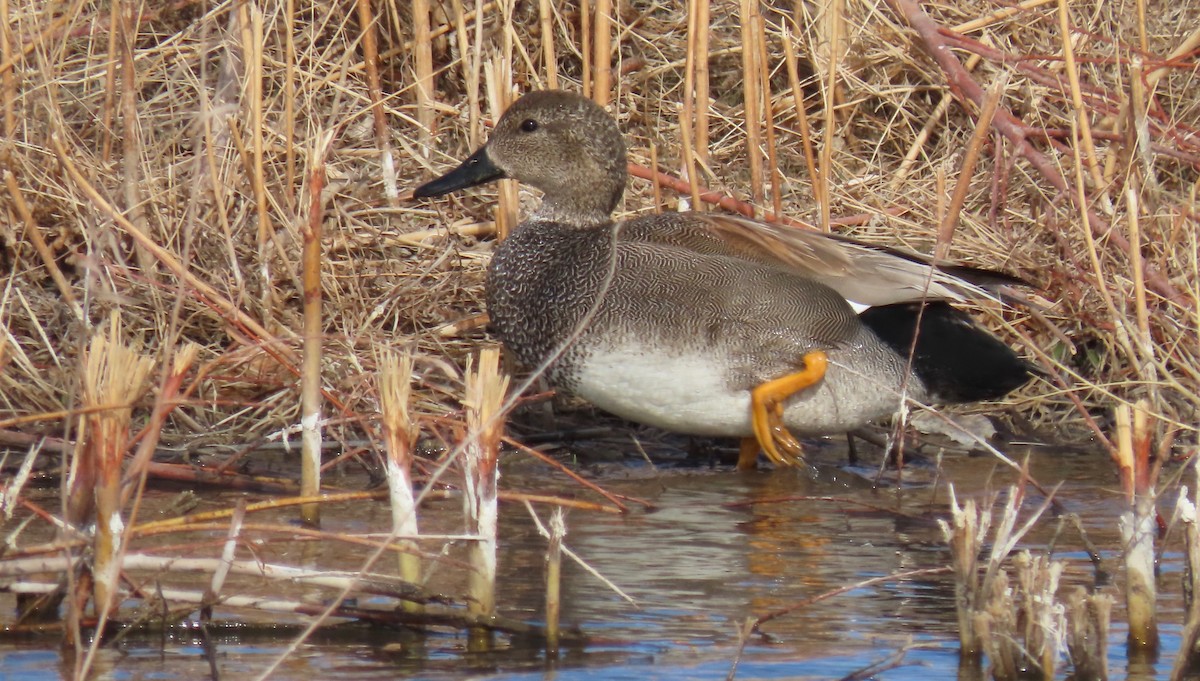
[0,0,1197,676]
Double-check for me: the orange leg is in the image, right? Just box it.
[749,350,829,467]
[736,438,760,471]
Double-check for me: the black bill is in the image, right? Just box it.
[412,146,505,198]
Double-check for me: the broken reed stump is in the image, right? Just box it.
[941,485,1062,676]
[78,315,154,622]
[974,552,1065,680]
[1067,586,1112,681]
[940,487,989,656]
[462,347,509,649]
[378,349,422,613]
[1115,401,1159,652]
[545,507,566,656]
[1171,474,1200,680]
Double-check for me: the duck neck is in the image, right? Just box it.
[531,193,620,228]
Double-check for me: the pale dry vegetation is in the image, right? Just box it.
[0,0,1198,672]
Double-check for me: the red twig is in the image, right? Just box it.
[885,0,1186,308]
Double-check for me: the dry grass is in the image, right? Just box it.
[0,0,1195,467]
[3,4,1198,672]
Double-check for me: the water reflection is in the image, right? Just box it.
[0,445,1189,679]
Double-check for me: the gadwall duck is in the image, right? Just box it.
[414,90,1034,469]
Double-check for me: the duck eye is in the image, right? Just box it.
[519,118,539,133]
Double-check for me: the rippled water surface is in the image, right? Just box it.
[1,440,1192,679]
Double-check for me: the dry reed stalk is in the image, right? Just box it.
[283,0,296,207]
[680,0,708,210]
[935,73,1005,261]
[580,0,591,97]
[300,134,334,526]
[1122,58,1156,192]
[1068,127,1141,389]
[378,349,422,611]
[974,569,1015,679]
[544,507,565,656]
[99,0,120,163]
[1117,400,1159,651]
[738,0,763,207]
[781,26,823,223]
[0,440,41,524]
[649,141,663,210]
[449,0,482,147]
[1056,0,1106,198]
[1066,586,1111,681]
[413,0,435,155]
[357,0,400,204]
[538,0,558,89]
[951,0,1057,33]
[462,347,509,645]
[692,0,709,167]
[1126,187,1159,393]
[0,0,12,136]
[485,61,517,240]
[238,2,279,307]
[1015,551,1065,677]
[818,0,843,231]
[117,1,153,278]
[592,0,612,106]
[79,314,154,619]
[201,500,247,618]
[756,14,781,218]
[1171,476,1200,679]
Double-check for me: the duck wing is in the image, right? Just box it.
[619,213,1026,310]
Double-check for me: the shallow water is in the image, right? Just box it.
[1,440,1195,680]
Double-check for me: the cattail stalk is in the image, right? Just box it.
[379,350,422,611]
[284,0,296,206]
[756,13,781,218]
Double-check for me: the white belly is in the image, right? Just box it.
[573,345,754,436]
[570,343,912,437]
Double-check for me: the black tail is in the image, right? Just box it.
[858,301,1036,404]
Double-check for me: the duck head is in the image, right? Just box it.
[413,90,628,225]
